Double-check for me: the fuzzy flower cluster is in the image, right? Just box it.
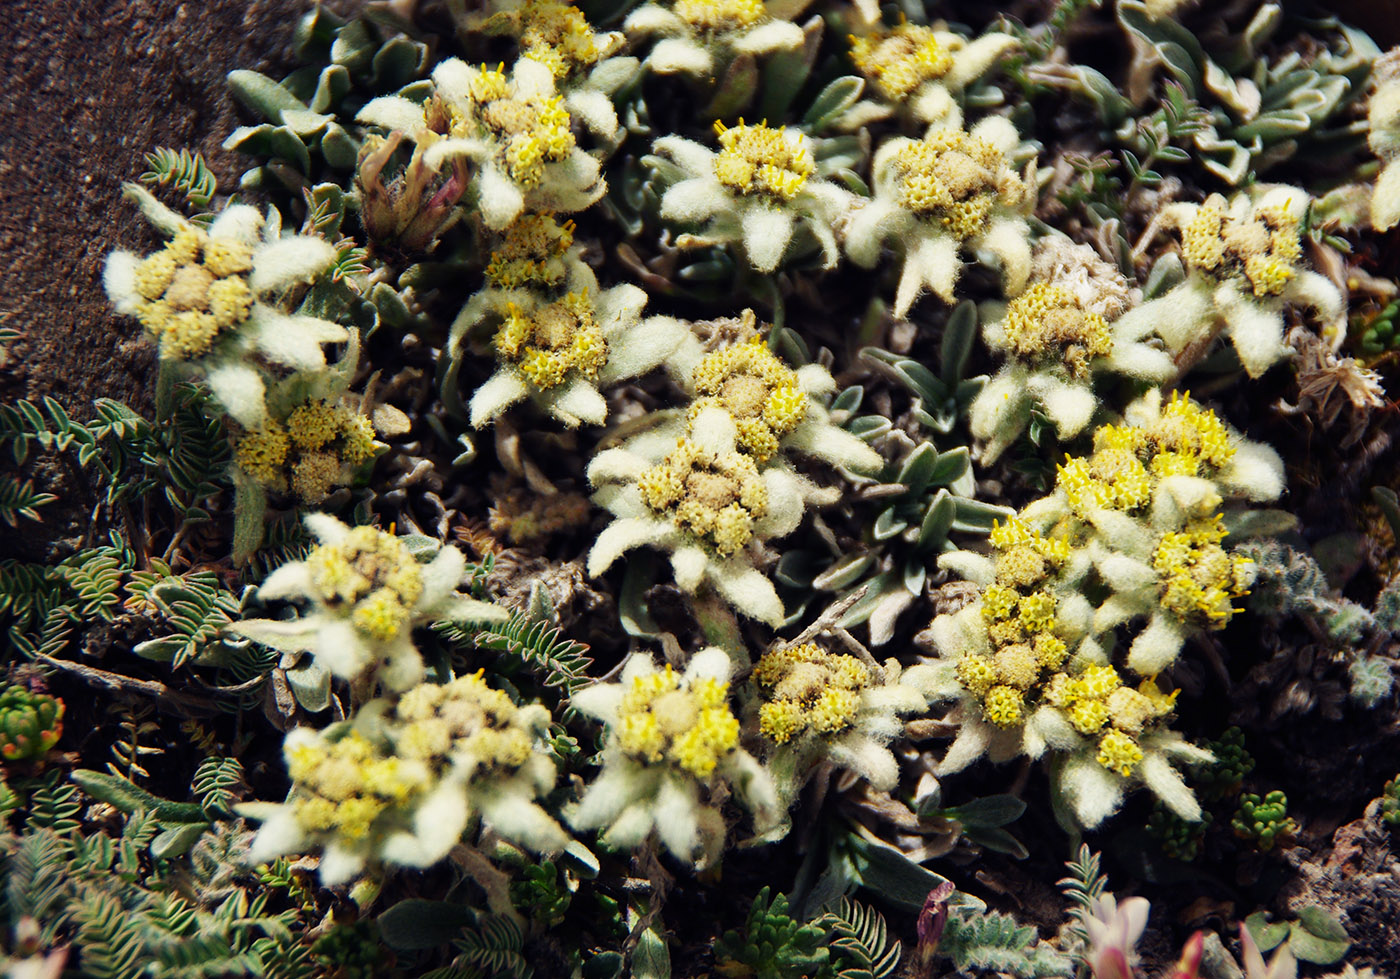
[105,189,344,429]
[843,21,1017,130]
[624,0,805,77]
[1116,187,1345,377]
[926,392,1283,827]
[122,226,256,361]
[455,213,692,428]
[846,117,1032,317]
[357,58,606,232]
[688,335,808,461]
[569,649,778,865]
[486,0,623,80]
[755,642,871,744]
[246,672,565,884]
[235,398,381,503]
[971,270,1173,462]
[588,322,879,626]
[232,515,507,692]
[751,642,934,798]
[654,120,849,273]
[1370,49,1400,231]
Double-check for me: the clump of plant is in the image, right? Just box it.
[232,514,507,692]
[243,671,568,884]
[0,685,64,763]
[1231,790,1297,851]
[104,188,344,428]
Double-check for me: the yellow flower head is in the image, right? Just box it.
[754,642,870,743]
[638,439,769,555]
[1057,395,1236,517]
[688,336,808,462]
[494,291,608,390]
[305,525,425,639]
[1178,195,1303,297]
[1152,515,1251,627]
[129,227,257,360]
[615,664,740,778]
[891,129,1024,238]
[497,1,607,78]
[712,120,814,202]
[392,672,541,775]
[285,731,430,840]
[236,422,291,486]
[485,213,575,289]
[1096,729,1144,777]
[674,0,767,33]
[454,65,576,187]
[849,22,954,101]
[999,283,1112,378]
[983,685,1023,727]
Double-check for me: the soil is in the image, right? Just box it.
[0,0,361,558]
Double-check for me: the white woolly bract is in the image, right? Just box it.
[248,237,336,295]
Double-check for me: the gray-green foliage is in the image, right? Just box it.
[1087,3,1376,187]
[1238,540,1395,706]
[935,892,1070,978]
[1246,907,1352,966]
[775,303,1008,643]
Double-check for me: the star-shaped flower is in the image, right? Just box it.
[104,186,344,429]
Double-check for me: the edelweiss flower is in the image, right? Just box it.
[653,120,852,273]
[244,673,567,884]
[1033,391,1283,675]
[970,275,1174,462]
[457,261,694,428]
[104,186,344,429]
[684,334,882,471]
[1118,186,1346,377]
[845,117,1033,318]
[357,58,606,230]
[587,407,827,626]
[753,641,935,797]
[231,514,508,692]
[624,0,807,77]
[843,21,1018,130]
[926,512,1214,828]
[568,648,779,864]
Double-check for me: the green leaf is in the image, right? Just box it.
[945,794,1026,829]
[633,926,671,979]
[70,770,207,823]
[1295,906,1349,943]
[151,821,209,859]
[1288,925,1350,965]
[1245,912,1290,953]
[227,69,308,123]
[917,490,956,551]
[802,76,865,131]
[941,301,978,386]
[897,443,940,498]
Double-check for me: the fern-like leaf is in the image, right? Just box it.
[193,757,246,820]
[141,147,218,211]
[453,913,533,979]
[75,889,146,979]
[818,897,901,979]
[0,475,57,526]
[472,612,593,703]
